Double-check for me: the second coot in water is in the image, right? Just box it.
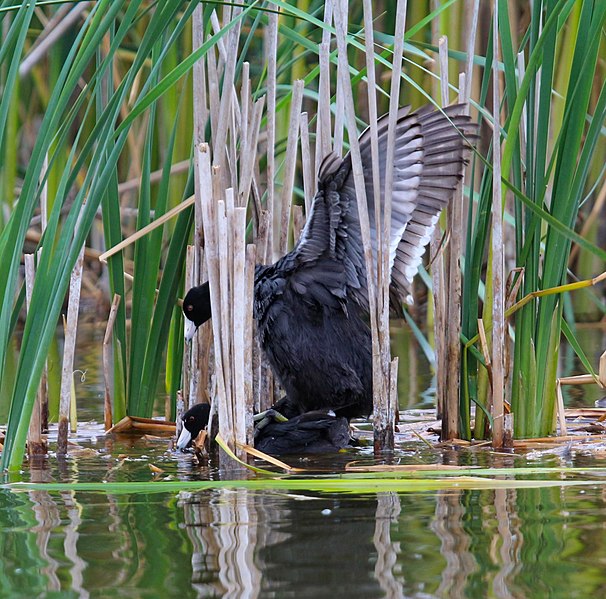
[176,402,352,455]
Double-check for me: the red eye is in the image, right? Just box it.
[186,305,193,312]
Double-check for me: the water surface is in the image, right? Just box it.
[2,323,606,597]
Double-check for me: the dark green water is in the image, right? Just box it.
[4,477,606,598]
[2,323,606,597]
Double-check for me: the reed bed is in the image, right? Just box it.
[0,1,604,471]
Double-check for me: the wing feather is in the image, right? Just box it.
[289,104,477,310]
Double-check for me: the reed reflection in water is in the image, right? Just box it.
[3,482,606,597]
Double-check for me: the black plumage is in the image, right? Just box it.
[176,403,351,455]
[182,104,476,450]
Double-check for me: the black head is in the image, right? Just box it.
[183,282,212,340]
[176,403,211,450]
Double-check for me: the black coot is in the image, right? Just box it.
[183,104,475,421]
[176,402,351,455]
[176,402,210,450]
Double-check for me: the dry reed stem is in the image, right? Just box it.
[107,416,175,434]
[555,380,568,436]
[197,145,228,431]
[206,43,220,149]
[116,159,190,195]
[183,246,197,409]
[241,62,250,159]
[558,374,600,386]
[299,112,313,214]
[24,255,46,455]
[443,71,469,440]
[315,4,333,176]
[491,0,505,448]
[217,196,233,442]
[292,205,305,242]
[463,0,480,102]
[361,0,382,257]
[244,244,256,443]
[98,195,195,263]
[516,52,527,157]
[333,0,385,448]
[434,36,449,429]
[361,2,384,433]
[40,154,48,231]
[278,79,304,255]
[57,242,85,455]
[232,205,249,449]
[212,10,242,188]
[239,97,265,209]
[266,8,278,261]
[193,6,208,144]
[374,0,408,450]
[234,442,297,472]
[20,3,90,77]
[438,37,450,105]
[103,294,121,430]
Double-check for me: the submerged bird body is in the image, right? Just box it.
[254,409,352,455]
[177,402,351,455]
[182,104,476,444]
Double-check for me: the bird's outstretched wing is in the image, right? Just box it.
[291,104,477,310]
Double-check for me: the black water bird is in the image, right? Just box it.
[176,402,210,450]
[176,402,352,455]
[182,105,475,422]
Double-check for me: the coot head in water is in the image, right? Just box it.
[176,402,210,450]
[177,402,352,455]
[183,104,476,425]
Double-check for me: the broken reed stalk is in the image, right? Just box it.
[437,35,456,439]
[432,36,449,424]
[182,245,195,408]
[19,2,90,77]
[444,73,469,440]
[38,158,49,432]
[278,79,304,255]
[333,0,384,447]
[196,143,253,455]
[491,0,505,449]
[99,195,195,263]
[244,244,256,441]
[188,5,207,415]
[232,205,250,446]
[300,112,314,214]
[212,9,241,188]
[360,0,389,444]
[57,242,85,455]
[192,3,208,145]
[315,1,333,176]
[103,293,121,430]
[24,255,46,455]
[374,0,408,451]
[265,7,278,262]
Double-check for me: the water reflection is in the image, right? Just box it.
[3,481,606,596]
[181,488,261,598]
[373,493,404,597]
[180,489,395,598]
